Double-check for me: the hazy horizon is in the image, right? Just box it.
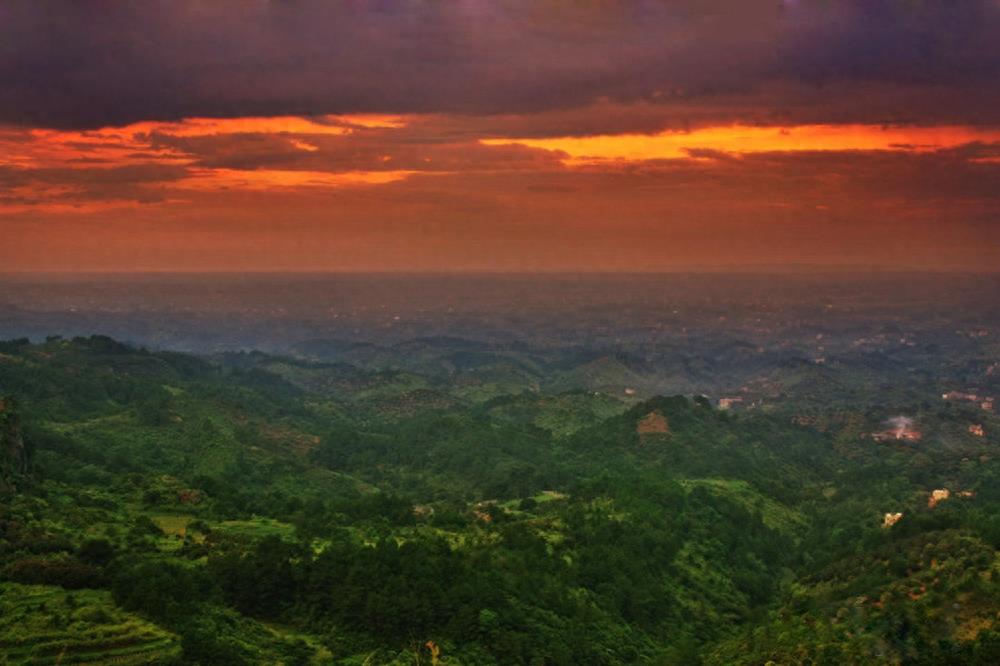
[4,265,1000,277]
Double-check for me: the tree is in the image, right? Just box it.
[78,538,115,566]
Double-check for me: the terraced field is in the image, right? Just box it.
[0,583,181,665]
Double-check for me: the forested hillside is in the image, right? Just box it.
[1,336,998,664]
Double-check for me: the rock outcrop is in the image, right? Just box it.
[636,410,670,436]
[882,512,903,529]
[928,488,950,508]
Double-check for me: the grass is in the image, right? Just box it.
[533,393,628,437]
[0,583,181,665]
[679,478,808,534]
[259,621,334,665]
[535,489,569,503]
[150,514,194,538]
[215,517,296,540]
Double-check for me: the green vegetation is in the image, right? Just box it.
[0,583,181,665]
[2,335,999,664]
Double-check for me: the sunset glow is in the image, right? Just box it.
[482,124,1000,164]
[1,2,998,272]
[3,6,1000,661]
[177,168,420,191]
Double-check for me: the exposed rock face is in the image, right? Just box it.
[872,416,921,442]
[176,489,204,505]
[882,512,904,529]
[636,411,670,435]
[969,424,985,437]
[943,391,995,412]
[928,488,950,508]
[718,397,743,410]
[1,396,29,490]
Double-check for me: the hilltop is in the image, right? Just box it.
[0,335,998,664]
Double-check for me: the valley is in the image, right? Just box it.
[1,273,998,664]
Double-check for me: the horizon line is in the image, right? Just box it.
[3,265,1000,278]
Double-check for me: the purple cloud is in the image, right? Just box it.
[1,1,998,128]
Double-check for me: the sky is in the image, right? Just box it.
[2,0,999,273]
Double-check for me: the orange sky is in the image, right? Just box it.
[3,112,1000,272]
[2,2,1000,272]
[483,125,1000,163]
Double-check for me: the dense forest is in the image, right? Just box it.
[1,335,999,664]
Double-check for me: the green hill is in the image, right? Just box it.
[1,336,999,664]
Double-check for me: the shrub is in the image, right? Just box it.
[4,555,102,589]
[78,538,116,566]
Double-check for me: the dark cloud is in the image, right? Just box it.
[0,162,189,207]
[2,1,998,129]
[144,125,565,173]
[780,1,1000,86]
